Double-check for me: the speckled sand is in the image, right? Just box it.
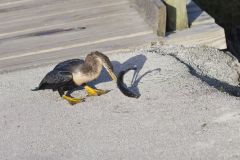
[0,45,240,160]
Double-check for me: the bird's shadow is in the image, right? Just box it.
[68,54,161,96]
[169,54,240,97]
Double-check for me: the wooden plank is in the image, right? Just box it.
[0,12,149,57]
[0,0,157,73]
[164,23,226,49]
[163,0,189,31]
[0,2,133,35]
[0,33,157,73]
[0,0,128,22]
[130,0,166,36]
[0,1,129,25]
[0,0,32,7]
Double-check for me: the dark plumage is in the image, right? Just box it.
[32,59,83,93]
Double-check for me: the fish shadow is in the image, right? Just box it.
[169,54,240,97]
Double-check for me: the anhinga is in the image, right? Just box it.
[32,51,117,105]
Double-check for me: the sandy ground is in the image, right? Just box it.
[0,45,240,160]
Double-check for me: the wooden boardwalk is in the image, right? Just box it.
[0,0,157,72]
[163,0,226,49]
[0,0,227,73]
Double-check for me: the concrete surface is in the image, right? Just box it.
[0,45,240,160]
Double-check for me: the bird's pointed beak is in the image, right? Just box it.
[108,70,117,81]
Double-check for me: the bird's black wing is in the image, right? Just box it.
[32,59,84,91]
[54,59,84,72]
[32,70,73,91]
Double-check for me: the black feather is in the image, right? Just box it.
[32,59,85,92]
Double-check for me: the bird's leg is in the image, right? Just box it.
[83,84,110,96]
[58,88,85,105]
[62,95,85,105]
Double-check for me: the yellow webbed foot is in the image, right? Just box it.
[62,95,85,105]
[84,85,110,96]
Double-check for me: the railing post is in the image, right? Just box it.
[163,0,189,31]
[131,0,167,36]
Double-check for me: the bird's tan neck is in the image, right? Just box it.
[84,56,102,75]
[72,57,103,86]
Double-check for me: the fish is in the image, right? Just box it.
[117,66,140,98]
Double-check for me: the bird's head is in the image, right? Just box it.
[90,51,117,81]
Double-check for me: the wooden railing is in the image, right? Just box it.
[163,0,189,31]
[131,0,189,36]
[130,0,167,36]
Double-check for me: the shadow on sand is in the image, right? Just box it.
[169,54,240,97]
